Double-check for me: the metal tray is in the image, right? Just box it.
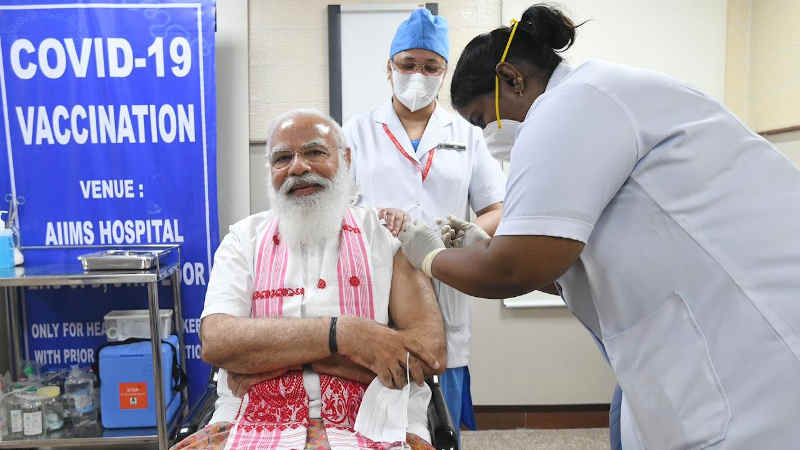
[78,249,170,271]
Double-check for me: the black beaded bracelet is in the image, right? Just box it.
[329,317,338,354]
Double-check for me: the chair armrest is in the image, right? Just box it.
[427,375,457,450]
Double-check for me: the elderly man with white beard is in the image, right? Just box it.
[171,109,445,450]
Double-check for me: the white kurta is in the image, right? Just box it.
[498,60,800,448]
[201,206,430,440]
[344,101,505,367]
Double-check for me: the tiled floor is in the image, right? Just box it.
[462,428,610,450]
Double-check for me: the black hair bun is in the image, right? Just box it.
[520,4,576,52]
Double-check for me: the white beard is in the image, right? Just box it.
[267,160,355,249]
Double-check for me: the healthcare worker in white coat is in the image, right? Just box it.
[398,4,800,449]
[484,55,635,450]
[487,108,635,450]
[343,8,506,444]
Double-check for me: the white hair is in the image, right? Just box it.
[263,107,355,205]
[265,108,345,162]
[263,109,356,248]
[267,149,354,248]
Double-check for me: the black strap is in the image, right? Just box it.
[93,337,187,392]
[329,317,338,354]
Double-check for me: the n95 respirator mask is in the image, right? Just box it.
[482,119,521,162]
[392,70,443,112]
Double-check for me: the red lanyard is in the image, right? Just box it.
[382,123,436,181]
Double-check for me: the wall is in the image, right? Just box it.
[216,0,251,233]
[722,1,800,248]
[768,131,800,167]
[749,0,800,132]
[725,0,800,132]
[503,0,728,100]
[724,0,751,124]
[470,302,616,405]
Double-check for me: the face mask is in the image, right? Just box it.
[354,377,410,444]
[392,70,442,112]
[354,354,432,445]
[482,120,521,161]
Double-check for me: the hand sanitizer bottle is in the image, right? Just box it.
[0,212,14,269]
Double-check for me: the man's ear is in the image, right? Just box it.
[386,59,393,82]
[344,147,352,165]
[495,62,526,95]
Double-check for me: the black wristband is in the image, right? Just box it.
[329,317,338,355]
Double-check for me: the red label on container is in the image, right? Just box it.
[119,382,148,410]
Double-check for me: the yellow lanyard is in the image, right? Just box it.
[495,19,520,129]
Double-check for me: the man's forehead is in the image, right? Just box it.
[271,138,327,153]
[271,115,336,149]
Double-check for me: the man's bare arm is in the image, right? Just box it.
[227,366,303,397]
[201,312,439,384]
[310,251,446,387]
[311,354,376,385]
[389,251,447,380]
[201,314,331,374]
[474,202,502,236]
[228,358,376,397]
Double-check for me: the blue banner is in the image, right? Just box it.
[0,0,218,407]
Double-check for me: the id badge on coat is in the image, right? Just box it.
[437,142,466,151]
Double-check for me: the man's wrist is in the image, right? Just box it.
[333,315,356,357]
[422,248,446,277]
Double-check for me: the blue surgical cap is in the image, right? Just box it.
[390,8,450,62]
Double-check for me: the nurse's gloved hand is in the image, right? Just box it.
[397,220,445,271]
[446,216,490,248]
[435,219,458,248]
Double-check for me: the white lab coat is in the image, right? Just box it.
[344,101,505,368]
[498,60,800,448]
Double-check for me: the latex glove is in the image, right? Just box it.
[436,219,467,249]
[446,215,490,248]
[397,220,445,270]
[437,220,457,248]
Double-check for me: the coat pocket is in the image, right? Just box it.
[604,292,730,449]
